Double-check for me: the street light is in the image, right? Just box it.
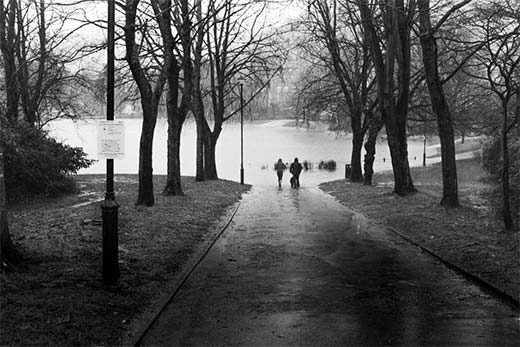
[100,0,119,285]
[240,82,244,185]
[423,120,427,167]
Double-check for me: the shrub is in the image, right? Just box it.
[481,137,502,176]
[2,124,94,202]
[318,160,337,171]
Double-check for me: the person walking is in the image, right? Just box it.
[274,158,286,188]
[290,157,303,188]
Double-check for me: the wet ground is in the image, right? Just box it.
[140,183,519,346]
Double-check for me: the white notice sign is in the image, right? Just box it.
[97,120,125,159]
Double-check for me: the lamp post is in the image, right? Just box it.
[423,120,427,167]
[240,83,244,185]
[101,0,119,285]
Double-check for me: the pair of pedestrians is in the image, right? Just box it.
[275,157,302,188]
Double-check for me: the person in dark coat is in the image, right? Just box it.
[289,157,303,188]
[274,158,286,187]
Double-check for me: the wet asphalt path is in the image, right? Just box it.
[141,184,519,346]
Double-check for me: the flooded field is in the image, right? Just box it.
[46,118,437,185]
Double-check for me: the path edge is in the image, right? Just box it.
[131,201,242,346]
[322,188,519,311]
[387,226,519,310]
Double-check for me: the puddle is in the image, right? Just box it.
[351,213,369,232]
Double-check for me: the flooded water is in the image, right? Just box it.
[46,118,433,185]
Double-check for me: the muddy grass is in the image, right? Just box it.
[1,175,250,346]
[320,157,519,304]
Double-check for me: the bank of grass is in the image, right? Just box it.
[320,157,519,304]
[0,175,250,346]
[426,136,485,158]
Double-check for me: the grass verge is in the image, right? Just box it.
[320,157,519,305]
[1,175,250,346]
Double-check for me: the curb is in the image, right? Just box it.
[132,202,242,346]
[387,227,519,310]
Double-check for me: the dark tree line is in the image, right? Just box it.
[0,0,96,268]
[295,0,518,228]
[0,0,285,267]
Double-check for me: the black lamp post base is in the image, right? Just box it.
[101,196,119,284]
[240,168,244,185]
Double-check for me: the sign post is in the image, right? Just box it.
[100,0,120,285]
[98,121,125,160]
[240,83,244,185]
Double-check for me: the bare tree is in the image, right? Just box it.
[152,0,189,196]
[302,0,376,183]
[416,0,475,207]
[356,0,416,195]
[446,72,496,141]
[192,0,206,181]
[472,0,520,228]
[293,67,347,130]
[124,0,167,206]
[0,0,97,128]
[204,1,284,179]
[188,0,284,180]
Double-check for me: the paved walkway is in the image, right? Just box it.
[141,184,519,346]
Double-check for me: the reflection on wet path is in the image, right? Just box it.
[142,184,519,346]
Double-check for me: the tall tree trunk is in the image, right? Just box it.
[204,133,218,180]
[155,0,185,196]
[195,130,204,181]
[163,100,184,195]
[418,0,459,207]
[357,0,416,196]
[385,110,416,195]
[0,0,22,266]
[350,132,364,183]
[0,2,22,264]
[203,116,222,180]
[363,112,384,185]
[136,106,157,206]
[0,0,20,124]
[192,0,206,182]
[193,94,205,182]
[392,0,416,195]
[125,0,166,206]
[350,110,364,183]
[501,106,512,229]
[0,138,21,269]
